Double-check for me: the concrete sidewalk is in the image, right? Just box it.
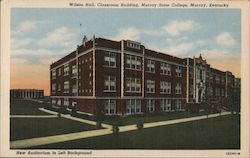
[39,108,112,129]
[10,115,57,118]
[10,111,231,148]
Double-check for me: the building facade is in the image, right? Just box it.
[10,89,44,99]
[50,36,236,115]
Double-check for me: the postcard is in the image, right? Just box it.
[1,0,249,157]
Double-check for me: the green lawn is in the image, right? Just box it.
[10,117,99,141]
[10,99,49,115]
[34,114,240,149]
[102,111,213,126]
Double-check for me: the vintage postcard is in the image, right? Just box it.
[1,0,249,157]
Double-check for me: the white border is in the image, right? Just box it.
[1,0,249,157]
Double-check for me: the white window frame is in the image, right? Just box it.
[175,83,182,94]
[104,51,116,67]
[64,81,70,93]
[72,84,77,95]
[146,80,155,93]
[125,54,141,70]
[64,98,69,106]
[176,66,182,77]
[146,99,155,112]
[146,60,155,73]
[51,98,56,105]
[160,81,171,94]
[126,99,141,114]
[104,99,116,115]
[126,77,141,92]
[64,64,69,76]
[72,65,77,76]
[52,83,56,93]
[160,99,171,112]
[175,99,182,110]
[52,70,56,79]
[160,62,171,75]
[127,41,141,49]
[104,75,116,92]
[57,99,61,106]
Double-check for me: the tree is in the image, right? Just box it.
[202,87,212,118]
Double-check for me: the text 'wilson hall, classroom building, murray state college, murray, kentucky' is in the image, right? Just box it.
[50,36,236,116]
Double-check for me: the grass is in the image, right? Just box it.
[10,117,99,141]
[102,111,214,126]
[10,99,49,115]
[34,114,240,149]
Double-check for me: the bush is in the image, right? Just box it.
[137,122,144,130]
[96,121,102,129]
[112,125,119,134]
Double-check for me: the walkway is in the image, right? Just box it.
[10,115,57,118]
[10,111,231,149]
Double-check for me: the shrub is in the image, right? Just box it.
[96,121,102,129]
[137,122,144,130]
[112,125,119,134]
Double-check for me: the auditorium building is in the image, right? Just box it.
[10,89,44,100]
[50,36,236,115]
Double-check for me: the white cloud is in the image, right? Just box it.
[13,20,38,35]
[215,32,235,46]
[11,38,33,49]
[110,27,141,41]
[11,48,54,58]
[163,20,200,37]
[38,26,76,48]
[161,42,194,56]
[193,49,238,60]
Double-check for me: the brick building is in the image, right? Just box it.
[50,36,236,115]
[11,89,44,100]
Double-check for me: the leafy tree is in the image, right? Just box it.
[202,87,212,118]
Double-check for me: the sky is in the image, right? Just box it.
[11,8,241,96]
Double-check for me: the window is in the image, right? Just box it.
[126,99,141,114]
[72,65,77,76]
[52,83,56,94]
[221,77,225,84]
[160,62,171,75]
[127,41,141,49]
[72,84,77,95]
[160,99,171,111]
[189,84,193,95]
[189,67,193,78]
[146,100,155,112]
[64,98,69,106]
[58,68,62,76]
[104,100,116,115]
[57,83,61,92]
[175,83,182,94]
[52,70,56,79]
[64,81,70,93]
[51,99,56,105]
[221,89,225,96]
[104,51,116,67]
[215,88,220,96]
[146,60,155,73]
[64,64,69,76]
[104,76,116,92]
[146,80,155,93]
[215,76,220,84]
[160,81,171,94]
[176,66,182,77]
[175,100,182,110]
[126,77,141,92]
[125,54,141,70]
[57,99,61,106]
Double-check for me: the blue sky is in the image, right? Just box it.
[10,8,241,94]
